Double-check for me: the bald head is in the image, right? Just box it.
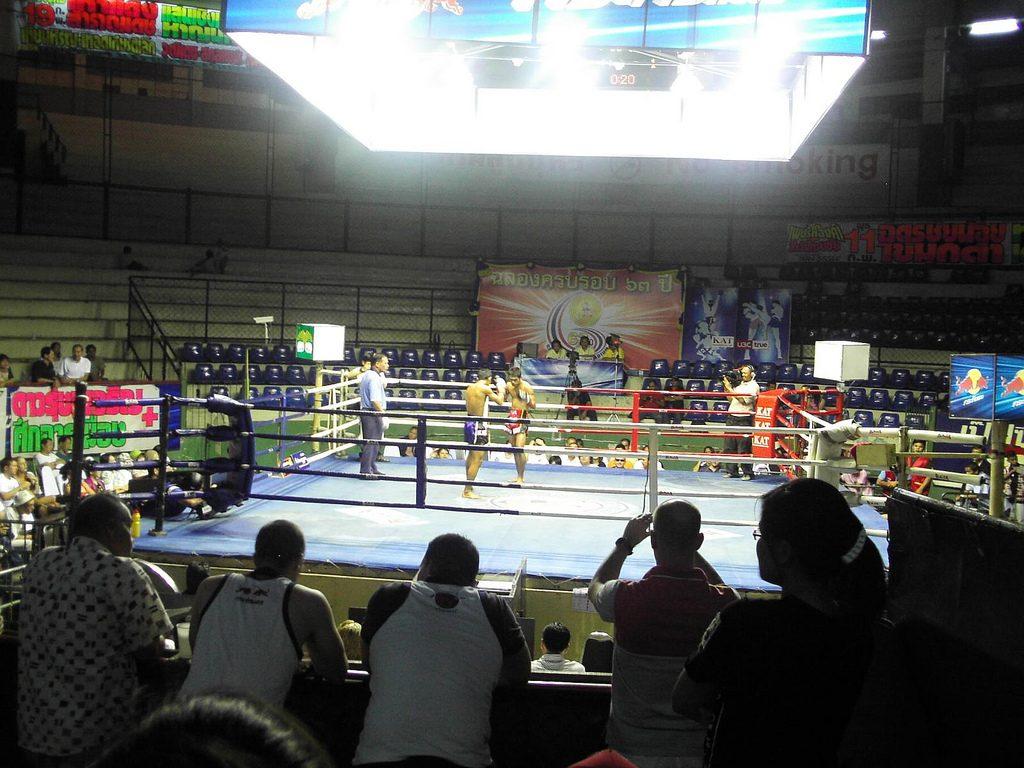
[651,500,703,561]
[254,520,305,574]
[74,493,133,556]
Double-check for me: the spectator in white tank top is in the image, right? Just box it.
[180,519,348,707]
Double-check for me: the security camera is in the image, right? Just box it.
[253,315,274,324]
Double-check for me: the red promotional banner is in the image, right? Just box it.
[475,264,683,367]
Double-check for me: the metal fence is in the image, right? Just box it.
[128,275,475,355]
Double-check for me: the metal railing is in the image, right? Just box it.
[129,275,475,352]
[127,278,181,381]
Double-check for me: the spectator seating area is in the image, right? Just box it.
[183,342,511,410]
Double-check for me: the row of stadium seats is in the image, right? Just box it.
[647,361,947,391]
[189,363,316,385]
[181,343,509,370]
[207,386,313,409]
[849,411,928,429]
[845,388,938,411]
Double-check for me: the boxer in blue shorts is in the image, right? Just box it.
[463,371,506,499]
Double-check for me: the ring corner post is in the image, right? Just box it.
[647,426,659,513]
[68,381,89,534]
[990,420,1008,518]
[415,414,427,508]
[150,395,171,536]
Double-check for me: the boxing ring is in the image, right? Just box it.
[63,376,981,593]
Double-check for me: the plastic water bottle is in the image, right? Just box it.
[131,510,141,538]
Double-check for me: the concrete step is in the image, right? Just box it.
[0,297,128,321]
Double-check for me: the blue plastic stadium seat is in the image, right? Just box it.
[777,363,799,381]
[226,344,246,363]
[181,342,203,362]
[710,401,730,423]
[756,363,777,381]
[422,350,441,368]
[853,410,875,428]
[708,380,725,393]
[247,387,260,400]
[465,370,481,384]
[443,350,463,369]
[359,348,377,363]
[272,345,293,365]
[686,379,704,392]
[867,367,887,387]
[869,389,891,410]
[218,364,239,384]
[799,364,816,383]
[487,352,507,369]
[937,371,950,393]
[261,386,282,401]
[905,413,926,428]
[918,392,937,409]
[689,400,708,425]
[422,388,442,409]
[245,365,262,384]
[396,389,417,410]
[209,386,229,398]
[342,347,357,366]
[824,391,839,407]
[205,343,225,363]
[400,349,420,367]
[443,389,463,409]
[914,370,937,391]
[190,363,215,384]
[845,387,867,408]
[398,368,417,382]
[285,387,307,409]
[642,377,661,391]
[249,347,269,364]
[714,362,732,378]
[465,351,484,370]
[421,369,440,381]
[778,382,797,391]
[285,365,307,386]
[693,361,715,379]
[671,360,692,378]
[890,368,911,389]
[442,369,462,383]
[649,359,670,378]
[878,412,901,428]
[893,390,915,411]
[263,365,284,385]
[381,348,399,364]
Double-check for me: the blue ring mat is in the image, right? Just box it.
[133,456,889,592]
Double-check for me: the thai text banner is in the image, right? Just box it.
[222,0,869,55]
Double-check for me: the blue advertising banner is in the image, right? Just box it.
[949,355,996,421]
[517,359,622,390]
[995,355,1024,422]
[682,286,791,365]
[736,288,791,365]
[682,286,737,365]
[223,0,870,56]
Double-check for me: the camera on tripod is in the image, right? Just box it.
[723,368,743,386]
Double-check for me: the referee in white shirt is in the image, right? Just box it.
[722,364,759,480]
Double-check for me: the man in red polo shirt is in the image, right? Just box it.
[907,439,932,496]
[589,502,737,768]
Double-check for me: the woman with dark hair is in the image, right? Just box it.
[672,478,886,767]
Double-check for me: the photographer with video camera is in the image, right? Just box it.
[722,364,759,480]
[600,334,625,364]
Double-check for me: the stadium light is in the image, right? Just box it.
[968,18,1020,36]
[870,30,887,41]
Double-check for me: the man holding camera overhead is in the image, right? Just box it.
[722,364,759,480]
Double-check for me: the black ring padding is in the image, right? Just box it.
[206,425,240,442]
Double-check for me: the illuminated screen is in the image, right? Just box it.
[949,354,996,421]
[222,0,870,56]
[995,354,1024,421]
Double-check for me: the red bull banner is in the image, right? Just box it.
[787,220,1023,266]
[475,264,683,367]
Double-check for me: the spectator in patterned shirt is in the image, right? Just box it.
[18,493,172,766]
